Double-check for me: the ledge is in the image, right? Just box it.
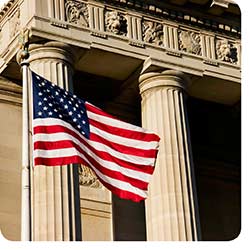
[0,0,17,22]
[0,77,22,106]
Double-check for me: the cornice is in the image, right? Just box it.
[0,76,22,106]
[0,0,17,22]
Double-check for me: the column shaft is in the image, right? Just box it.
[29,42,81,241]
[139,70,200,241]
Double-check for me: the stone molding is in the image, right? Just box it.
[0,77,22,106]
[0,0,16,21]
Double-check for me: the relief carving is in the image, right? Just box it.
[216,39,238,63]
[9,8,20,38]
[179,30,201,55]
[142,21,163,46]
[78,165,102,188]
[65,0,89,27]
[105,11,127,35]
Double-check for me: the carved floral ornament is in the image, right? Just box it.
[105,10,127,35]
[65,0,89,27]
[78,165,102,188]
[142,20,163,46]
[178,30,201,55]
[215,39,238,63]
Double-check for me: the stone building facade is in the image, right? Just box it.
[0,0,240,241]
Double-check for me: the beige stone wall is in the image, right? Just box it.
[79,167,113,241]
[80,192,113,241]
[0,83,22,240]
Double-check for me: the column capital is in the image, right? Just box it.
[139,70,191,95]
[28,41,77,67]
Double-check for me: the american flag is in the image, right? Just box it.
[32,71,160,202]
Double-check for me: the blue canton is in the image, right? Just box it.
[32,72,90,139]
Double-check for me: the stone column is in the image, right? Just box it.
[29,41,81,241]
[139,70,201,241]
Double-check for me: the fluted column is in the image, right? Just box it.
[29,42,81,241]
[139,70,201,241]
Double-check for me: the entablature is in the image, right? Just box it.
[0,0,241,69]
[0,0,241,105]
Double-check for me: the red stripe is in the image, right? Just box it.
[98,178,145,202]
[34,140,149,190]
[90,132,158,158]
[89,118,159,142]
[34,155,145,202]
[34,124,155,174]
[35,147,148,190]
[34,155,81,166]
[34,123,157,158]
[86,102,160,142]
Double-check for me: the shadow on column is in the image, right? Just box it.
[68,164,82,241]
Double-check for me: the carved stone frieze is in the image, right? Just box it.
[178,30,201,55]
[78,165,102,188]
[215,39,238,63]
[105,10,127,35]
[142,20,163,46]
[65,0,89,27]
[97,0,240,37]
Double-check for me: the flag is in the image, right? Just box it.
[32,71,160,202]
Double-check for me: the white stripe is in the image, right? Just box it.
[90,125,158,150]
[34,147,147,198]
[86,106,153,134]
[33,133,152,182]
[33,118,76,129]
[92,164,147,199]
[33,131,155,166]
[33,118,159,150]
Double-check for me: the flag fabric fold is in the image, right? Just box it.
[32,71,160,202]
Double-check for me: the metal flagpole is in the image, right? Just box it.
[17,29,31,241]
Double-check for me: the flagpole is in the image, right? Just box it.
[17,29,31,241]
